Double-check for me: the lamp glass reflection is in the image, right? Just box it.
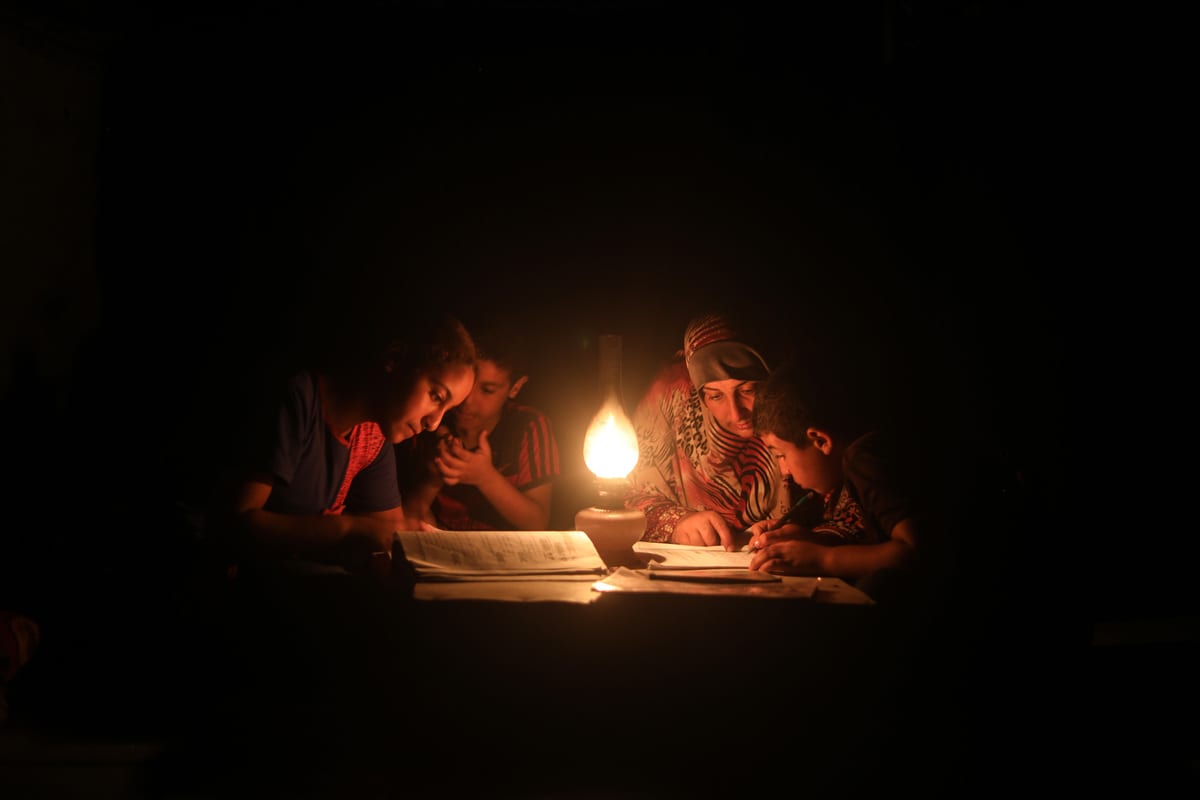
[575,334,645,569]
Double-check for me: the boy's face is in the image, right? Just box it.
[699,379,760,438]
[385,363,476,444]
[761,431,840,495]
[451,359,526,439]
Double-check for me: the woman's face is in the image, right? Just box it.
[385,363,476,444]
[700,379,760,438]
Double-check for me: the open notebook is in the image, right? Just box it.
[632,540,753,570]
[395,529,608,581]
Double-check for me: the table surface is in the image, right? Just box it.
[391,566,892,795]
[412,572,874,604]
[410,546,875,604]
[186,555,927,798]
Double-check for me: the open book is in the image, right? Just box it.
[395,530,609,581]
[633,541,753,570]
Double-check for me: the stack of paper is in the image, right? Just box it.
[593,567,819,599]
[395,530,609,581]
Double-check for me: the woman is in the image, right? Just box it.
[214,308,477,572]
[624,311,790,550]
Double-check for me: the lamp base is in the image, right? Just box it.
[574,506,646,570]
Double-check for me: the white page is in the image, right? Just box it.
[397,530,607,576]
[632,541,752,569]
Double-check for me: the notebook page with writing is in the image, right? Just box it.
[397,530,608,579]
[632,541,752,569]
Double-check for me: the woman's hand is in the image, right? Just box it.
[346,515,402,554]
[336,516,400,573]
[670,509,737,550]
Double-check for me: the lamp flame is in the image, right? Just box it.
[583,408,639,480]
[576,333,646,567]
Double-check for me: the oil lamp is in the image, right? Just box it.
[574,333,645,569]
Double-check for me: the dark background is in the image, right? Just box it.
[4,0,1081,601]
[5,1,1198,794]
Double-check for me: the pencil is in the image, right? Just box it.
[778,489,816,526]
[744,490,816,553]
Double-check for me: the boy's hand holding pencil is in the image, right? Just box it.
[743,489,820,552]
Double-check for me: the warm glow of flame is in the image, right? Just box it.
[583,408,639,479]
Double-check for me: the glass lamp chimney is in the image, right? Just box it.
[576,333,645,568]
[581,334,639,506]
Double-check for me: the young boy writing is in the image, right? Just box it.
[744,351,926,600]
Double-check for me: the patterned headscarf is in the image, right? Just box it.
[681,313,770,389]
[625,313,789,541]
